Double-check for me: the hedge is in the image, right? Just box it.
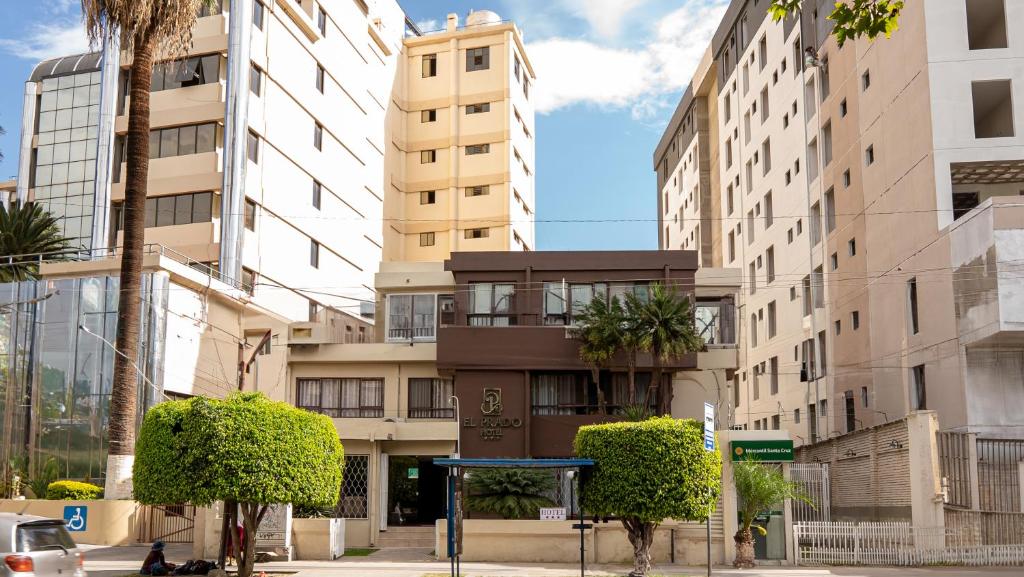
[574,416,721,522]
[46,480,103,500]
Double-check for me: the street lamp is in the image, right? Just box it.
[566,470,576,520]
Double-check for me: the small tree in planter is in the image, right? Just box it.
[466,468,557,519]
[732,458,809,568]
[134,393,344,577]
[575,417,720,577]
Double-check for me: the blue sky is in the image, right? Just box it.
[0,0,728,250]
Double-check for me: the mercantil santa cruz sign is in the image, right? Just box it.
[462,388,523,440]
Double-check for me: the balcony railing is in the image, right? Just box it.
[387,326,436,340]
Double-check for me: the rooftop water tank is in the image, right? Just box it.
[465,9,501,27]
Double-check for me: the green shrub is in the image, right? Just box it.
[575,416,721,576]
[46,480,103,500]
[467,468,557,520]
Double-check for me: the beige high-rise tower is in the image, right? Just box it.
[384,11,537,261]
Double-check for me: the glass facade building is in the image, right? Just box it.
[0,273,168,484]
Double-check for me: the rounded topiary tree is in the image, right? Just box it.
[575,417,721,577]
[134,393,343,577]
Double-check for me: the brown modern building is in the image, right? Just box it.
[437,250,740,458]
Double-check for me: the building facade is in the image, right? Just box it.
[655,0,1024,442]
[384,11,537,261]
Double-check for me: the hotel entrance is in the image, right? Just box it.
[385,456,447,526]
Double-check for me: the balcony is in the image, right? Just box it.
[950,195,1024,345]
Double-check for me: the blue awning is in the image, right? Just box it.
[432,458,594,468]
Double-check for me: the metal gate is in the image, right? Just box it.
[137,504,195,543]
[791,463,830,522]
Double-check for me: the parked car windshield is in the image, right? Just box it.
[16,523,76,552]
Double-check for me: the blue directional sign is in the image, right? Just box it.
[63,506,87,532]
[703,402,715,452]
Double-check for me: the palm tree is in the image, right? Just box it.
[732,459,811,568]
[81,0,216,498]
[0,202,69,282]
[572,294,622,414]
[627,283,704,416]
[466,468,557,519]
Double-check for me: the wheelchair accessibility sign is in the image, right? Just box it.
[63,506,87,532]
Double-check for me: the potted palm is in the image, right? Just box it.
[732,459,810,568]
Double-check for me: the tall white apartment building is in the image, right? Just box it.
[16,0,409,324]
[656,0,1024,443]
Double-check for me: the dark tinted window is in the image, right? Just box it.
[17,523,76,552]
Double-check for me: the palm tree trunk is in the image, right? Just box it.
[627,351,637,405]
[104,28,156,499]
[649,352,665,416]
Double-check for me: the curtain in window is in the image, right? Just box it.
[532,374,577,415]
[297,379,320,409]
[320,378,341,416]
[470,283,492,314]
[361,379,383,416]
[408,378,431,416]
[413,295,435,337]
[340,379,361,417]
[389,295,411,338]
[433,379,453,411]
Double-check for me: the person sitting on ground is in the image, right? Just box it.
[141,541,177,576]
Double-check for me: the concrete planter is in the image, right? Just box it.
[0,499,140,546]
[291,517,345,560]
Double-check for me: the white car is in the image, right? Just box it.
[0,514,86,577]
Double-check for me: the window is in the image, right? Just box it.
[830,252,838,271]
[770,356,779,395]
[728,231,736,262]
[466,144,490,155]
[725,92,732,122]
[135,192,214,230]
[911,364,927,410]
[818,330,828,376]
[466,102,490,114]
[972,80,1015,138]
[767,300,777,338]
[244,198,256,231]
[747,210,755,245]
[725,137,733,168]
[466,47,490,71]
[421,109,437,123]
[253,0,265,30]
[822,121,833,166]
[845,390,856,432]
[865,144,875,165]
[297,378,383,418]
[248,62,262,94]
[824,188,836,233]
[465,228,489,239]
[861,386,869,407]
[420,190,435,205]
[247,129,259,163]
[762,138,772,174]
[802,276,812,316]
[810,201,821,245]
[750,313,758,347]
[848,238,856,256]
[749,262,757,295]
[764,192,773,227]
[148,123,217,159]
[835,319,842,335]
[793,38,802,76]
[199,0,224,17]
[388,294,437,340]
[766,246,775,283]
[311,180,322,209]
[310,239,320,268]
[421,149,436,163]
[466,185,490,197]
[469,282,515,325]
[409,378,454,418]
[419,232,435,246]
[953,191,981,219]
[852,310,860,330]
[726,184,734,215]
[820,57,831,100]
[785,170,792,185]
[843,169,851,188]
[315,64,325,93]
[313,122,323,150]
[422,54,437,77]
[783,113,789,128]
[241,267,256,294]
[758,35,768,70]
[840,98,847,117]
[794,408,801,424]
[796,218,802,234]
[760,87,769,123]
[317,6,327,36]
[745,160,753,193]
[514,54,521,82]
[966,0,1008,50]
[151,54,221,92]
[907,277,919,334]
[787,228,794,244]
[861,70,871,91]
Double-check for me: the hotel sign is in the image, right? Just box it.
[730,440,794,462]
[463,387,523,440]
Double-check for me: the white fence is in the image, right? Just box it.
[790,463,830,523]
[794,522,1024,566]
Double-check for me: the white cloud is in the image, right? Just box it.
[415,18,439,33]
[558,0,649,39]
[527,0,727,117]
[0,22,90,62]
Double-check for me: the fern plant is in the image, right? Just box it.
[466,468,557,520]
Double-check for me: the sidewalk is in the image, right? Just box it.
[79,545,1024,577]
